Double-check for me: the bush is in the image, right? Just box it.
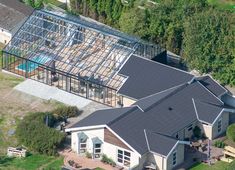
[193,126,201,138]
[16,112,65,156]
[101,154,116,166]
[227,124,235,142]
[214,140,225,148]
[85,152,92,159]
[52,106,82,121]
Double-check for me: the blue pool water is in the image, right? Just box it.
[17,54,51,72]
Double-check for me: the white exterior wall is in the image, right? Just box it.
[137,144,184,170]
[103,142,140,169]
[71,128,104,153]
[201,112,229,139]
[71,128,140,169]
[165,144,184,170]
[122,96,136,107]
[0,28,12,44]
[173,121,198,140]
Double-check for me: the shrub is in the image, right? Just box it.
[52,106,82,121]
[101,154,116,166]
[214,140,225,148]
[193,126,201,138]
[16,112,65,156]
[227,124,235,142]
[85,152,92,159]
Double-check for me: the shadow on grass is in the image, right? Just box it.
[0,156,15,166]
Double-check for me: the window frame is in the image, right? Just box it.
[218,118,222,133]
[79,139,87,153]
[94,143,102,158]
[117,149,131,167]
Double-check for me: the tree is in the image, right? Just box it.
[16,112,65,155]
[119,8,150,39]
[227,124,235,142]
[183,8,235,85]
[23,0,44,9]
[148,0,207,54]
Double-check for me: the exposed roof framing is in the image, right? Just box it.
[4,9,163,90]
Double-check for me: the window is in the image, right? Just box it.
[218,118,222,133]
[80,139,87,153]
[187,124,193,131]
[117,149,131,167]
[172,150,177,166]
[94,143,102,158]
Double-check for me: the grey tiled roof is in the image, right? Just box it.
[69,80,226,155]
[196,75,227,97]
[145,130,178,156]
[193,99,223,124]
[69,107,134,128]
[118,56,194,100]
[0,0,33,31]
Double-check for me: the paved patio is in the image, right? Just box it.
[60,149,120,170]
[14,79,92,109]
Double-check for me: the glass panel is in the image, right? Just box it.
[124,151,130,157]
[118,158,122,163]
[95,144,101,148]
[118,150,123,155]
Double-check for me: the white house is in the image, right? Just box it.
[0,0,33,44]
[66,56,235,170]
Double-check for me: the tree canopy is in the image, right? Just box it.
[22,0,235,86]
[16,112,65,156]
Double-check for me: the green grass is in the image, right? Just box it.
[0,43,5,69]
[0,154,63,170]
[95,168,105,170]
[190,161,230,170]
[208,0,235,10]
[43,157,64,170]
[45,0,67,9]
[0,72,24,88]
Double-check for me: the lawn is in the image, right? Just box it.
[207,0,235,10]
[45,0,67,9]
[0,43,5,69]
[0,69,66,169]
[190,161,235,170]
[0,154,63,170]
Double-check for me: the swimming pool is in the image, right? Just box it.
[17,54,51,72]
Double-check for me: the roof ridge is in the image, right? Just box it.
[135,55,194,77]
[144,129,178,141]
[193,98,223,108]
[196,81,224,105]
[144,83,188,112]
[107,106,139,126]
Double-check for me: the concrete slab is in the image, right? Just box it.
[14,79,92,109]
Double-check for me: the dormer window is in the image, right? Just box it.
[77,132,88,153]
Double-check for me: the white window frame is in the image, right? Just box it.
[117,149,131,167]
[172,150,177,166]
[79,140,87,153]
[218,118,222,133]
[94,143,102,158]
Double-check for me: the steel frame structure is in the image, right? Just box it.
[2,9,164,107]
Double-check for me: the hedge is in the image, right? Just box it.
[16,112,65,156]
[227,124,235,142]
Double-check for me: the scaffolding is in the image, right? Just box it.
[2,9,164,107]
